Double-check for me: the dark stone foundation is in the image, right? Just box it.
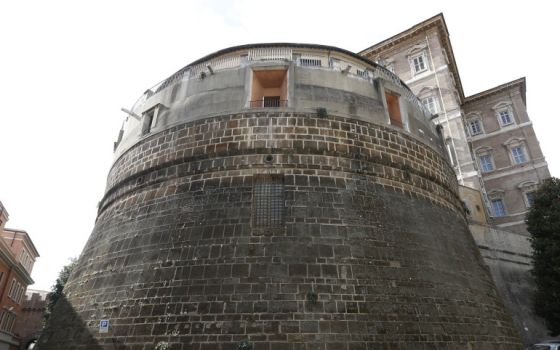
[38,113,522,349]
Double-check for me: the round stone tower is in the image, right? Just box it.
[39,44,522,349]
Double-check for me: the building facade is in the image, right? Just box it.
[463,78,550,234]
[359,14,550,234]
[0,201,39,350]
[38,44,522,349]
[360,14,552,344]
[14,290,47,350]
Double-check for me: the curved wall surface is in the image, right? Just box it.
[38,44,522,349]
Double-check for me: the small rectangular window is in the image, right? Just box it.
[499,110,513,126]
[263,96,281,107]
[491,199,506,217]
[469,120,482,135]
[479,154,494,172]
[525,191,536,207]
[141,108,156,135]
[385,91,403,128]
[252,174,284,228]
[422,96,438,114]
[357,69,369,78]
[411,54,427,74]
[299,58,322,67]
[511,147,527,164]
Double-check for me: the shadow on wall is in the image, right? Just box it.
[36,295,102,350]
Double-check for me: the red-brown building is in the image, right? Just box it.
[14,290,47,350]
[0,201,39,350]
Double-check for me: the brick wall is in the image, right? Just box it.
[38,112,522,349]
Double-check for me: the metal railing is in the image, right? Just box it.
[126,46,435,127]
[249,99,288,108]
[248,47,292,61]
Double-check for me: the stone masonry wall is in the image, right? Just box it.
[38,113,522,349]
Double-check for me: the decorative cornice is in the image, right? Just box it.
[358,13,465,102]
[2,228,39,258]
[0,240,34,285]
[464,77,527,106]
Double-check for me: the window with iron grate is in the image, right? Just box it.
[252,174,284,228]
[300,58,322,67]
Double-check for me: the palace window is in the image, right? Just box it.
[518,181,539,208]
[410,53,427,74]
[493,101,515,127]
[511,146,527,164]
[525,191,536,207]
[491,198,506,217]
[468,119,483,136]
[499,110,513,126]
[422,96,438,114]
[478,154,494,172]
[504,138,529,166]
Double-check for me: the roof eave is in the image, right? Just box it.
[358,13,465,103]
[463,77,527,105]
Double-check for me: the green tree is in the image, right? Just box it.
[527,177,560,336]
[44,258,77,323]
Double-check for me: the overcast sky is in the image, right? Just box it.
[1,0,558,291]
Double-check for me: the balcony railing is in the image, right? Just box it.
[249,99,288,108]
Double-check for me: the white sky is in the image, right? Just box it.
[1,0,558,291]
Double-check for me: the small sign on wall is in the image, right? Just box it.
[99,319,109,333]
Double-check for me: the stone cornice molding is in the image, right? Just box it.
[464,77,526,106]
[358,13,465,102]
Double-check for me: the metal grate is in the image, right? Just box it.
[252,174,284,228]
[299,58,322,67]
[249,99,288,108]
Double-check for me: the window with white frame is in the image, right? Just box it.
[0,309,16,333]
[493,102,515,127]
[518,181,539,208]
[511,146,527,164]
[504,138,529,166]
[491,198,506,217]
[478,154,494,172]
[525,191,536,207]
[410,53,428,74]
[499,110,513,125]
[468,119,483,136]
[422,96,438,114]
